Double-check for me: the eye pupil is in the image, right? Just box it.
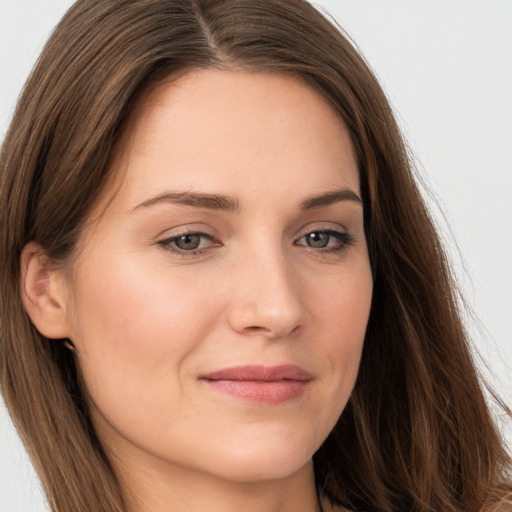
[175,234,201,250]
[306,232,329,248]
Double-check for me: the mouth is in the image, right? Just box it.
[199,365,312,404]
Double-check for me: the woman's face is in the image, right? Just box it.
[60,69,373,484]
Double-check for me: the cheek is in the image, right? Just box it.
[306,259,372,398]
[69,256,223,411]
[311,256,372,335]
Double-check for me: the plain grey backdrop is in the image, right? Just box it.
[1,1,511,510]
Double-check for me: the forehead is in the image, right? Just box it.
[108,68,359,209]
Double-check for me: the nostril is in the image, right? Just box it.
[245,326,269,333]
[243,324,302,338]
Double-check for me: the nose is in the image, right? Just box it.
[227,246,308,339]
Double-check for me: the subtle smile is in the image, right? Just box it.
[199,365,312,404]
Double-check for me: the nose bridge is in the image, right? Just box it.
[227,236,307,338]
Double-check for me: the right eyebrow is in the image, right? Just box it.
[133,191,241,213]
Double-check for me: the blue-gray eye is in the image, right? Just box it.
[173,234,202,251]
[298,230,354,252]
[305,231,331,248]
[158,231,218,255]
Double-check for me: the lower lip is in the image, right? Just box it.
[203,379,309,404]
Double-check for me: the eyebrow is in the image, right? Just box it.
[134,191,241,213]
[300,188,362,209]
[133,187,362,213]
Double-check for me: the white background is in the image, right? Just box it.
[1,1,511,510]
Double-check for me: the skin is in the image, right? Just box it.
[25,69,373,512]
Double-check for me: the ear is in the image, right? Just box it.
[20,242,73,339]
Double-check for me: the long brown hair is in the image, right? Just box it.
[1,1,510,510]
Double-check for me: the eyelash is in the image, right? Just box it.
[157,231,218,256]
[157,228,354,257]
[295,229,355,254]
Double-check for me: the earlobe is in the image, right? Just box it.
[20,242,72,340]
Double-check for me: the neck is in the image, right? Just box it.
[115,453,321,512]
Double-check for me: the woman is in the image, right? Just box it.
[0,1,510,511]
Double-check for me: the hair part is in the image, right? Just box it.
[1,1,511,511]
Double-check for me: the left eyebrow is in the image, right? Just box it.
[300,188,362,210]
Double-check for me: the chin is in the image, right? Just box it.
[210,456,313,483]
[196,433,319,483]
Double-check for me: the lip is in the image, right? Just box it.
[199,365,312,404]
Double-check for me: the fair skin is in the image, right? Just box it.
[22,69,372,512]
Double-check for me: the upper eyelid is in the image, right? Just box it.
[159,231,216,245]
[297,227,346,237]
[294,223,349,238]
[165,229,213,238]
[156,225,215,239]
[295,229,353,243]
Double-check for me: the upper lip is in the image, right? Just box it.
[200,365,312,382]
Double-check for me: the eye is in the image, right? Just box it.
[296,229,354,252]
[304,231,330,248]
[158,231,218,255]
[173,234,203,251]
